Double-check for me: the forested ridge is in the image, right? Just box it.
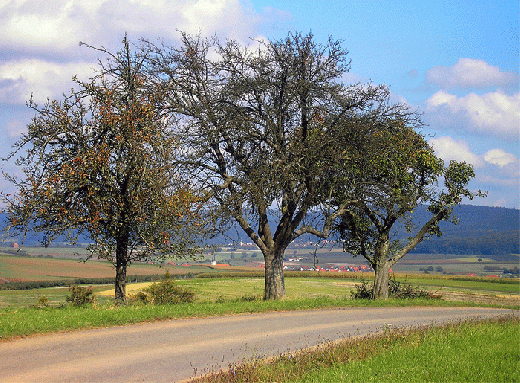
[406,205,519,256]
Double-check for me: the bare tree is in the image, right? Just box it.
[151,32,411,299]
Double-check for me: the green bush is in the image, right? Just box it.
[127,291,149,304]
[66,285,95,306]
[37,295,50,307]
[351,278,432,299]
[143,272,195,305]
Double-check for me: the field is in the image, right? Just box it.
[206,247,520,276]
[3,245,518,278]
[0,252,212,283]
[0,249,518,309]
[0,248,518,310]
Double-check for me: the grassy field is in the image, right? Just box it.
[0,253,518,340]
[2,273,518,309]
[0,273,518,340]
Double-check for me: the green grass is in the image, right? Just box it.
[7,275,515,310]
[194,315,519,382]
[391,275,520,295]
[172,277,356,302]
[300,317,520,383]
[0,296,477,341]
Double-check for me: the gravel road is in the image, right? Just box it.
[0,306,515,382]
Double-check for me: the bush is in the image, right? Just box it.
[128,291,149,304]
[350,279,374,299]
[389,279,431,299]
[66,285,95,306]
[351,278,432,299]
[143,272,195,305]
[37,295,50,307]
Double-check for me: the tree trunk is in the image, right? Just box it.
[264,248,286,300]
[114,236,129,305]
[373,262,390,300]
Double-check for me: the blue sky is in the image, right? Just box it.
[0,0,518,208]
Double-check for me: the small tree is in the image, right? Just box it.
[336,125,485,299]
[2,37,201,304]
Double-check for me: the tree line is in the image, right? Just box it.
[1,32,484,302]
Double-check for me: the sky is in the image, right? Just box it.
[0,0,518,208]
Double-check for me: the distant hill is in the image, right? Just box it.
[1,205,518,256]
[405,205,519,257]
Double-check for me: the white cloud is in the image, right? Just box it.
[0,1,99,52]
[0,0,264,55]
[426,58,518,90]
[0,59,94,104]
[426,91,520,140]
[428,139,519,208]
[0,0,276,106]
[484,149,517,167]
[428,136,483,168]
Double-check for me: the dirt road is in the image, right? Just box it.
[0,307,514,382]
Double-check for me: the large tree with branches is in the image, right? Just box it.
[151,32,416,299]
[3,38,201,303]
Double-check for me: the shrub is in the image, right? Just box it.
[37,295,50,307]
[351,278,432,299]
[350,279,374,299]
[128,291,149,304]
[389,279,431,299]
[143,272,195,305]
[66,285,95,306]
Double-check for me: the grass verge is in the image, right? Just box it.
[193,315,519,382]
[0,296,477,341]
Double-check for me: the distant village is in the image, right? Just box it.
[167,239,380,273]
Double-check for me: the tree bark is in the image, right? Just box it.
[373,262,390,300]
[372,238,390,300]
[264,248,286,300]
[114,235,129,305]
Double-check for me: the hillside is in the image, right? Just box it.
[407,205,519,256]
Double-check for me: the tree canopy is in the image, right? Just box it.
[3,38,201,303]
[336,122,485,298]
[2,32,483,302]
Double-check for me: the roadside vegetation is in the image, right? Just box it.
[192,315,519,383]
[0,271,517,341]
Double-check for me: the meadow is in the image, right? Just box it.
[0,268,517,341]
